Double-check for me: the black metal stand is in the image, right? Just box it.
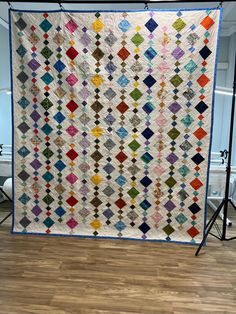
[0,144,12,225]
[195,52,236,256]
[0,187,12,225]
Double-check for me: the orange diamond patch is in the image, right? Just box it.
[194,128,207,140]
[197,74,210,87]
[200,16,215,30]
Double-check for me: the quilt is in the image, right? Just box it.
[10,8,222,243]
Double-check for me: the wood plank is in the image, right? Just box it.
[0,205,235,314]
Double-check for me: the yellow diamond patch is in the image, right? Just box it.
[91,174,103,185]
[91,126,104,138]
[91,74,104,87]
[92,19,104,33]
[69,40,75,46]
[90,219,102,229]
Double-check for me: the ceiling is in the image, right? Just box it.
[0,1,236,36]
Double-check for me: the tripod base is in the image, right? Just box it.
[0,212,12,225]
[195,199,236,256]
[0,187,12,225]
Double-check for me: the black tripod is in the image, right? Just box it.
[0,144,12,225]
[195,53,236,256]
[0,188,12,225]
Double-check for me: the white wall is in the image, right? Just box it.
[212,33,236,165]
[0,25,11,145]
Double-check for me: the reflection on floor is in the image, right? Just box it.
[0,201,236,313]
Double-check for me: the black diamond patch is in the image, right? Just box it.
[139,222,150,234]
[140,176,152,187]
[189,203,201,214]
[195,101,208,114]
[191,153,205,165]
[141,128,154,139]
[199,46,212,59]
[143,75,156,88]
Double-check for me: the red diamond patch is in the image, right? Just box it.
[187,226,200,238]
[66,100,78,112]
[115,198,126,209]
[66,47,79,60]
[66,196,78,207]
[66,149,78,160]
[116,151,128,163]
[117,101,129,114]
[117,47,130,61]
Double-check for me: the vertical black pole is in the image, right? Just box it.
[222,52,236,240]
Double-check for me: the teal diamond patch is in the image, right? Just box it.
[178,165,190,177]
[176,213,188,224]
[184,60,197,73]
[40,19,52,32]
[41,72,54,85]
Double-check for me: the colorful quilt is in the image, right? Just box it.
[11,8,221,243]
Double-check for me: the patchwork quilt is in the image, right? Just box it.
[11,8,221,243]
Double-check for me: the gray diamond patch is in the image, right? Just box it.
[103,186,115,197]
[15,18,27,31]
[18,170,30,181]
[129,115,141,127]
[79,113,90,124]
[104,139,116,150]
[128,164,141,175]
[18,122,30,134]
[103,163,115,174]
[104,88,116,100]
[17,71,29,83]
[105,32,117,46]
[19,216,31,228]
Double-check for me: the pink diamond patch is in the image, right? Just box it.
[66,217,78,229]
[157,61,170,73]
[151,212,163,223]
[65,19,78,33]
[66,73,78,86]
[66,173,78,184]
[156,114,167,126]
[66,125,78,137]
[154,165,166,176]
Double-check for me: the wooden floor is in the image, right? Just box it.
[0,202,236,314]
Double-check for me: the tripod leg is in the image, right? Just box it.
[205,199,224,229]
[205,206,221,229]
[229,199,236,210]
[0,188,11,202]
[195,200,225,256]
[0,212,12,225]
